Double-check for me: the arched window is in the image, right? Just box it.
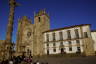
[27,32,31,37]
[38,17,41,22]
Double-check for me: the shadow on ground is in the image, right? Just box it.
[33,56,96,64]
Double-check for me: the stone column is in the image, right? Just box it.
[5,0,17,59]
[6,0,16,42]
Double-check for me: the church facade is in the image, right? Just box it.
[16,10,50,56]
[16,10,96,56]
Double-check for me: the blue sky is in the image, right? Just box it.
[0,0,96,42]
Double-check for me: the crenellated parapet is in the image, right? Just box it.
[34,9,50,18]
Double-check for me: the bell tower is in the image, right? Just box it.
[33,10,50,56]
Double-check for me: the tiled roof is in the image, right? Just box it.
[91,30,96,32]
[43,24,91,33]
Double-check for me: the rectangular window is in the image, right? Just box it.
[76,40,80,44]
[53,48,56,52]
[77,47,81,51]
[75,29,79,38]
[67,30,71,39]
[53,33,56,41]
[68,41,72,51]
[60,42,64,48]
[47,49,49,55]
[59,31,63,40]
[69,47,72,51]
[60,42,63,46]
[53,43,56,47]
[77,47,81,53]
[68,41,72,45]
[46,34,49,42]
[47,43,49,47]
[84,32,88,38]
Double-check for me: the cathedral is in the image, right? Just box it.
[16,10,96,57]
[0,0,96,61]
[16,10,50,56]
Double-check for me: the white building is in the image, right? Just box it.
[43,24,95,56]
[91,30,96,53]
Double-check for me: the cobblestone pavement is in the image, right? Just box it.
[34,56,96,64]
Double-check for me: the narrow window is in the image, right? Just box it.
[59,31,63,40]
[47,43,49,47]
[60,42,63,46]
[46,34,49,42]
[47,49,49,55]
[53,48,56,52]
[53,32,56,41]
[27,49,30,55]
[84,32,88,38]
[38,17,41,22]
[60,42,64,49]
[68,41,72,45]
[53,43,56,47]
[77,47,81,54]
[67,30,71,39]
[69,47,72,51]
[75,29,79,38]
[76,40,80,44]
[27,32,31,38]
[77,47,81,51]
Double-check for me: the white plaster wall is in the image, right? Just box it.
[44,26,83,43]
[82,26,91,37]
[62,30,68,40]
[55,31,60,41]
[43,25,91,54]
[48,32,52,41]
[43,33,46,42]
[91,32,96,51]
[44,40,84,54]
[73,27,82,38]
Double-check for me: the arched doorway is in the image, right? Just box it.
[61,48,64,54]
[47,49,49,55]
[59,42,66,54]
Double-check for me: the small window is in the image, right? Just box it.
[46,34,49,42]
[47,49,49,55]
[38,17,41,22]
[84,32,88,38]
[77,47,81,53]
[27,32,31,37]
[53,33,56,41]
[75,29,79,38]
[27,49,30,52]
[53,48,56,52]
[60,42,64,48]
[59,31,63,40]
[68,41,72,45]
[67,30,71,39]
[76,40,80,44]
[77,47,81,51]
[53,43,56,47]
[47,43,49,47]
[69,47,72,51]
[60,42,63,46]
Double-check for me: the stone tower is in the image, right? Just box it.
[16,16,32,56]
[33,10,50,56]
